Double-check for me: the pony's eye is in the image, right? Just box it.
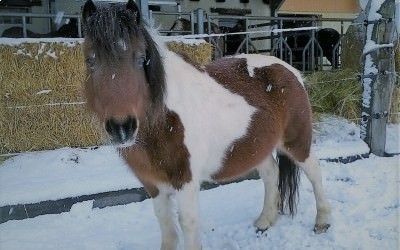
[85,54,96,69]
[136,56,146,68]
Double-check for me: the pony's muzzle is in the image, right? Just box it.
[105,116,137,145]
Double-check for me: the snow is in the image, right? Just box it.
[359,0,386,20]
[313,117,370,159]
[363,40,394,55]
[0,117,399,249]
[368,0,385,20]
[0,146,140,206]
[36,89,52,95]
[386,123,400,154]
[161,36,209,46]
[0,38,83,46]
[0,156,399,249]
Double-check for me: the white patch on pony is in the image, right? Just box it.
[234,54,304,86]
[117,39,128,51]
[164,50,256,181]
[266,83,272,92]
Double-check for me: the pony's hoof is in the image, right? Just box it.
[255,227,268,237]
[313,223,330,234]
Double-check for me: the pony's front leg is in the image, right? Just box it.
[176,181,202,250]
[153,190,179,250]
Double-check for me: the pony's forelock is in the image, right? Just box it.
[83,3,141,61]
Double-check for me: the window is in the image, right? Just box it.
[0,8,29,24]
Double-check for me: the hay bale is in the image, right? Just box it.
[166,40,212,66]
[1,43,85,107]
[305,69,400,124]
[1,105,103,153]
[305,70,362,121]
[0,41,104,154]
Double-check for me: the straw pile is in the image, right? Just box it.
[0,42,103,155]
[305,69,362,121]
[305,69,399,123]
[0,40,213,155]
[166,40,212,66]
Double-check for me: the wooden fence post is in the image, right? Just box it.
[360,0,397,156]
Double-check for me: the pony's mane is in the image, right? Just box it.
[83,2,167,126]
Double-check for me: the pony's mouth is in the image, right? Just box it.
[113,138,136,148]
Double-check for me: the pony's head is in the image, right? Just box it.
[82,0,165,146]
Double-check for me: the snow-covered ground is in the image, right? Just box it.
[0,117,399,250]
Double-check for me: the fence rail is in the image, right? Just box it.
[0,12,82,38]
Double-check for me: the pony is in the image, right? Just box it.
[81,1,331,249]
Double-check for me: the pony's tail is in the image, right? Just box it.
[277,152,300,217]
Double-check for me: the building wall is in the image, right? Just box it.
[277,0,361,35]
[279,0,360,14]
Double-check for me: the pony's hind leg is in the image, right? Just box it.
[298,152,331,233]
[152,189,179,250]
[254,154,280,232]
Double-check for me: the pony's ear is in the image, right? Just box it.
[82,0,96,21]
[126,0,141,24]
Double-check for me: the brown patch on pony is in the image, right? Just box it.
[205,58,312,181]
[121,110,192,197]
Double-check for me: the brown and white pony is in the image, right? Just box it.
[81,1,331,249]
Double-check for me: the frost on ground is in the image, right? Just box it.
[0,117,398,249]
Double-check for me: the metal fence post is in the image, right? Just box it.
[197,9,204,34]
[22,16,27,38]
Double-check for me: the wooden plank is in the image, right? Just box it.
[361,0,396,156]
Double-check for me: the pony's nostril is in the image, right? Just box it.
[104,117,137,144]
[123,117,137,135]
[105,119,114,135]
